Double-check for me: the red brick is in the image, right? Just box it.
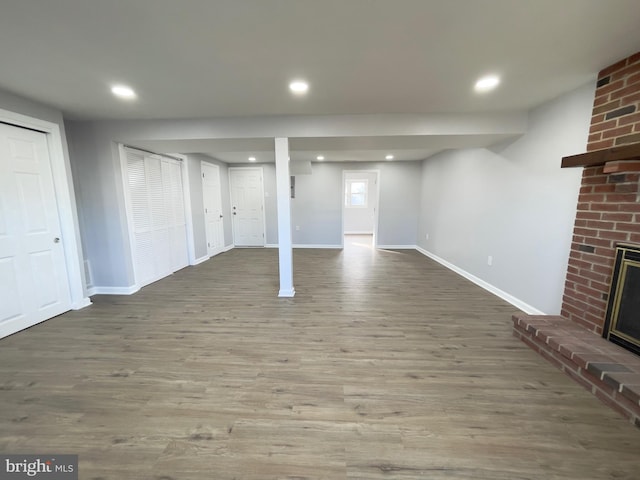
[616,222,640,234]
[621,91,640,106]
[576,211,602,220]
[631,233,640,243]
[610,61,640,82]
[576,284,607,298]
[624,173,640,182]
[614,183,639,193]
[618,112,640,126]
[582,175,608,185]
[588,140,616,151]
[589,119,618,134]
[594,247,615,257]
[565,367,594,390]
[594,95,610,107]
[594,388,634,420]
[593,264,614,275]
[593,184,616,193]
[586,220,614,230]
[595,79,625,98]
[600,59,630,78]
[573,227,598,237]
[619,203,640,212]
[580,270,608,283]
[588,132,602,143]
[593,100,622,116]
[591,113,606,124]
[626,71,640,85]
[611,83,640,101]
[605,193,637,203]
[583,166,605,177]
[597,230,629,241]
[602,125,634,139]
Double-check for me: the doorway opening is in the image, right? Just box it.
[342,170,379,252]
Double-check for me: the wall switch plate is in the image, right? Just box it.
[487,255,493,266]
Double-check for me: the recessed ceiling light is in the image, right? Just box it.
[316,155,325,161]
[111,84,136,100]
[474,75,500,93]
[385,154,394,160]
[248,156,256,162]
[289,80,309,95]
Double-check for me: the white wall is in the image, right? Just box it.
[417,82,595,314]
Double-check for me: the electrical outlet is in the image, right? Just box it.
[425,233,429,240]
[487,255,493,266]
[295,225,300,231]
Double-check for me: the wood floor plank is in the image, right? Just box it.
[1,236,638,479]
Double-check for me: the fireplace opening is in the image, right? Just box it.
[603,244,640,356]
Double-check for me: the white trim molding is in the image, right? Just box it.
[87,285,140,296]
[293,244,343,249]
[415,246,545,315]
[192,255,210,266]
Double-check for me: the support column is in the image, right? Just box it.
[274,137,295,297]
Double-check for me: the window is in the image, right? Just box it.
[345,179,368,208]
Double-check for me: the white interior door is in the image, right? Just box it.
[202,162,224,256]
[0,123,71,337]
[229,168,265,246]
[125,147,188,288]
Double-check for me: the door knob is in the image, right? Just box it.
[53,237,61,243]
[219,215,223,218]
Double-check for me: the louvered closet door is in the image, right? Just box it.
[162,159,188,272]
[126,149,188,288]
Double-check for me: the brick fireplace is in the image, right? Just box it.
[561,52,640,334]
[513,52,640,426]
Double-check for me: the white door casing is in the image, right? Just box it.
[202,162,224,256]
[229,167,265,247]
[0,123,72,337]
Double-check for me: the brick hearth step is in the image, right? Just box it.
[512,313,640,427]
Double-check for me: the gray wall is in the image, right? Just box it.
[288,161,421,247]
[186,154,233,260]
[417,82,595,314]
[65,122,133,287]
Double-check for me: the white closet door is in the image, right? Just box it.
[0,123,72,338]
[125,148,188,288]
[162,158,188,271]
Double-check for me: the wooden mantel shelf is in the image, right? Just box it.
[561,143,640,168]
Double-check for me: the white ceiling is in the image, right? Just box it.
[1,0,639,162]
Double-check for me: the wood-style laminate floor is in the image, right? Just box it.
[1,236,638,479]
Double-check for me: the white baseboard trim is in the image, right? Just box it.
[278,288,296,297]
[378,244,417,250]
[222,244,234,253]
[72,297,92,310]
[87,285,140,296]
[415,246,545,315]
[192,255,210,265]
[293,244,342,249]
[265,244,278,248]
